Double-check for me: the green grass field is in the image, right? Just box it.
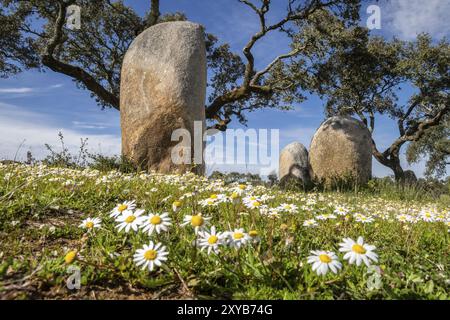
[0,163,449,299]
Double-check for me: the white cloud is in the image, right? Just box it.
[0,88,35,94]
[0,102,120,161]
[72,121,109,130]
[384,0,450,39]
[0,84,65,96]
[49,84,64,89]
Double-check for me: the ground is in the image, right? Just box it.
[0,163,449,300]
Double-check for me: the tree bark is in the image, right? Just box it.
[391,156,405,182]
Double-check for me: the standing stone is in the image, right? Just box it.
[279,142,311,188]
[309,116,372,185]
[120,21,206,174]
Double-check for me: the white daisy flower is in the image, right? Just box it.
[197,226,224,254]
[339,236,378,267]
[243,195,261,206]
[316,214,332,221]
[334,205,349,216]
[307,250,342,276]
[229,192,241,205]
[419,209,436,222]
[303,219,318,227]
[133,241,168,272]
[110,200,136,218]
[141,212,172,235]
[233,184,247,196]
[277,203,298,213]
[115,209,146,233]
[226,228,251,249]
[396,214,411,223]
[355,215,374,223]
[172,200,182,212]
[199,194,225,207]
[245,199,263,210]
[79,217,101,230]
[181,213,211,234]
[248,230,261,243]
[260,206,280,218]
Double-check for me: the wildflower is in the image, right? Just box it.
[197,226,224,254]
[233,184,247,196]
[334,205,349,216]
[396,214,412,223]
[339,236,378,267]
[229,192,240,204]
[10,220,20,227]
[419,209,436,222]
[245,199,263,210]
[115,209,146,233]
[260,207,280,218]
[316,214,336,220]
[226,228,250,249]
[110,200,136,218]
[199,194,224,207]
[307,250,342,276]
[64,250,77,264]
[277,203,298,213]
[243,195,261,208]
[181,213,211,234]
[172,200,182,212]
[249,230,261,243]
[303,219,318,227]
[133,241,168,272]
[141,212,172,235]
[79,217,101,230]
[355,215,374,223]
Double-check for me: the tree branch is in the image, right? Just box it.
[250,46,303,85]
[146,0,160,27]
[205,0,323,123]
[41,1,120,110]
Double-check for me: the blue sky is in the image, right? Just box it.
[0,0,449,177]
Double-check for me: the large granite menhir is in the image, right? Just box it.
[309,116,372,185]
[120,21,206,174]
[279,142,311,188]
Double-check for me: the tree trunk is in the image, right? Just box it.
[371,138,407,183]
[391,160,405,182]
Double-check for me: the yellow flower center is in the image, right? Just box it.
[238,184,246,190]
[150,216,162,225]
[173,201,182,207]
[208,235,218,244]
[207,200,215,205]
[118,204,128,212]
[144,250,157,261]
[250,196,256,201]
[231,192,239,199]
[253,201,261,207]
[85,221,94,229]
[249,230,258,237]
[210,194,218,199]
[352,244,366,254]
[64,251,77,264]
[319,254,332,263]
[125,215,136,223]
[191,215,204,227]
[233,232,244,240]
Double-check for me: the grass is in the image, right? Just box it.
[0,162,449,300]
